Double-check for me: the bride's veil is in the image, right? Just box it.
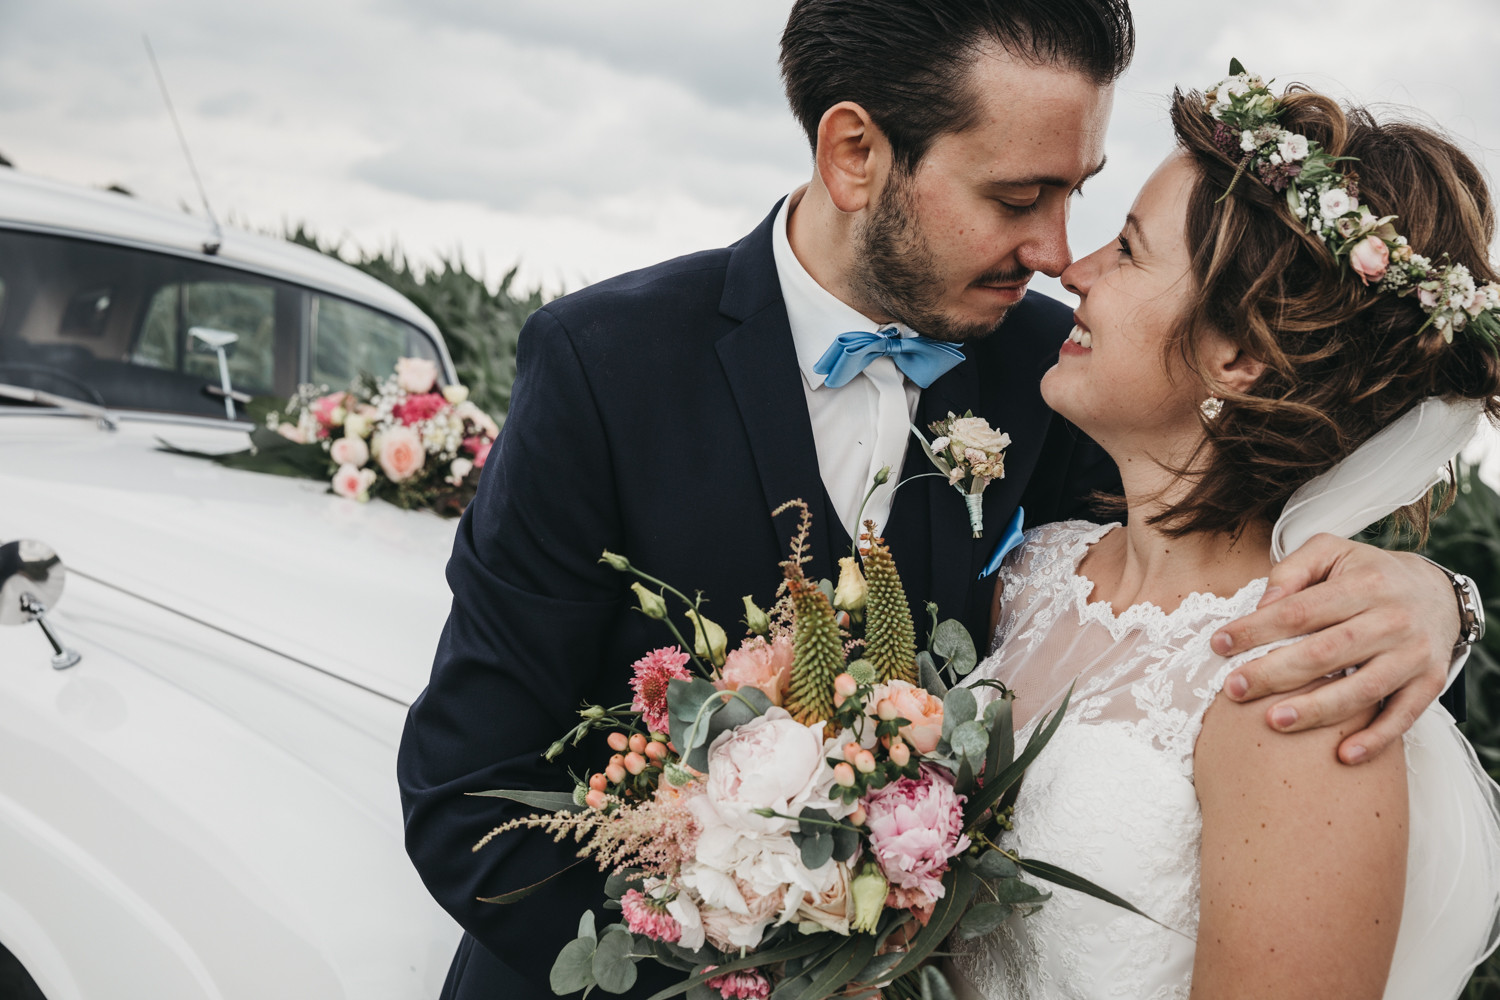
[1269,395,1500,996]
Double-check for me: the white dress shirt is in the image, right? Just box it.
[771,190,922,541]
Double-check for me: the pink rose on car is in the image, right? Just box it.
[870,680,945,755]
[1348,235,1390,285]
[311,391,349,430]
[863,764,970,901]
[331,463,377,501]
[395,357,438,394]
[377,426,426,483]
[330,435,369,467]
[717,635,794,707]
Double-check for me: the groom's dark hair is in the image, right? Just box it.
[779,0,1134,172]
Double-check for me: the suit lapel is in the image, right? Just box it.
[715,203,844,582]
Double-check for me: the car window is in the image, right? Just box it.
[0,230,298,419]
[134,280,277,395]
[311,294,439,388]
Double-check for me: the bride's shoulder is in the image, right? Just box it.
[995,519,1117,596]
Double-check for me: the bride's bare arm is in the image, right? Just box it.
[1190,680,1407,1000]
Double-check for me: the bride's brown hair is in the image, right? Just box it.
[1154,86,1500,539]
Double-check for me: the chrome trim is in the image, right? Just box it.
[68,566,409,707]
[0,405,254,432]
[0,382,119,430]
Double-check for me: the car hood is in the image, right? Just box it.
[0,416,461,704]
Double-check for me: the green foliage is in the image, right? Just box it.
[285,225,548,421]
[1365,465,1500,999]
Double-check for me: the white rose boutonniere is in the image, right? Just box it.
[911,410,1011,537]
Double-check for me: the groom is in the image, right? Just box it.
[398,2,1469,997]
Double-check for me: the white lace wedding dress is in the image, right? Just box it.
[948,520,1500,1000]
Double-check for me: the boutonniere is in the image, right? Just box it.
[911,411,1011,538]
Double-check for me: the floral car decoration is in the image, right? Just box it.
[474,501,1147,1000]
[162,357,500,517]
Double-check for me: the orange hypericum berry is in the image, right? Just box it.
[628,733,649,754]
[588,773,608,792]
[607,732,629,752]
[624,752,648,775]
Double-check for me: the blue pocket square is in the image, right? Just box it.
[979,506,1026,579]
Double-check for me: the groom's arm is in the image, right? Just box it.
[397,307,632,989]
[1209,535,1463,764]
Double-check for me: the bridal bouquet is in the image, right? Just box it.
[476,502,1139,999]
[160,357,500,517]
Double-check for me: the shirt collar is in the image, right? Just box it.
[771,189,918,390]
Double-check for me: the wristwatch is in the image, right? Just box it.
[1419,555,1486,647]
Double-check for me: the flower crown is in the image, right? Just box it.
[1203,59,1500,352]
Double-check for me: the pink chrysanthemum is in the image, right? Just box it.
[705,967,771,1000]
[392,392,447,426]
[620,889,682,943]
[630,646,691,735]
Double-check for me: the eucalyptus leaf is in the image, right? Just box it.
[769,974,814,999]
[942,686,978,745]
[991,878,1050,905]
[706,687,772,749]
[818,578,836,604]
[852,951,904,986]
[592,928,639,994]
[919,965,959,1000]
[798,827,836,870]
[971,850,1018,881]
[950,719,989,765]
[963,682,1073,826]
[931,619,977,676]
[604,869,645,900]
[668,678,719,722]
[644,936,831,1000]
[686,984,716,1000]
[955,901,1013,940]
[550,937,597,995]
[831,820,860,863]
[955,754,975,798]
[917,651,948,698]
[578,910,598,942]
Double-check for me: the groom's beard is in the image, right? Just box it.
[851,174,1030,344]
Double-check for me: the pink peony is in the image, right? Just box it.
[330,435,369,467]
[395,356,438,394]
[716,635,794,707]
[620,889,682,943]
[377,426,426,483]
[705,968,771,1000]
[863,765,970,901]
[392,392,448,426]
[870,680,945,755]
[630,647,692,735]
[1348,235,1390,286]
[464,436,494,468]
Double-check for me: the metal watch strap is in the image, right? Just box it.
[1416,554,1486,647]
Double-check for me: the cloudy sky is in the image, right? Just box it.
[3,0,1497,300]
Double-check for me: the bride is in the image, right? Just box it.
[949,69,1500,999]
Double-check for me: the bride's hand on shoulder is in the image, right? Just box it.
[1205,533,1459,765]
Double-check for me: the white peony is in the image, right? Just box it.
[1278,133,1309,162]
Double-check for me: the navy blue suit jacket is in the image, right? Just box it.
[397,203,1120,999]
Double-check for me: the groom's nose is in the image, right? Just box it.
[1014,202,1073,278]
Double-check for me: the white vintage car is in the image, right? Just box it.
[0,170,462,998]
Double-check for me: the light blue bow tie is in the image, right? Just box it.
[813,327,966,389]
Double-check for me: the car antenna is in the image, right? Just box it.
[142,34,223,255]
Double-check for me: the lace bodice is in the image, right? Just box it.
[947,521,1275,1000]
[947,521,1500,1000]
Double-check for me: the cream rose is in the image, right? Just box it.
[794,860,853,935]
[330,435,369,467]
[395,357,439,394]
[331,464,377,501]
[442,384,469,405]
[377,425,426,483]
[948,416,1011,455]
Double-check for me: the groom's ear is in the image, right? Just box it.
[816,101,892,214]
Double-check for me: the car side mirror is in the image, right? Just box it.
[0,539,82,669]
